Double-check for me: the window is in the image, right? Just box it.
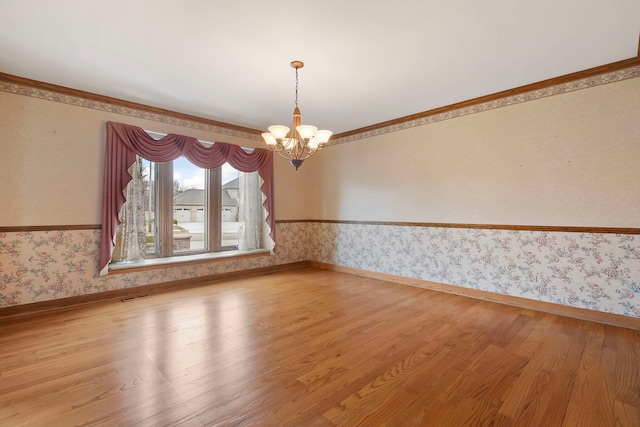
[112,155,265,263]
[132,156,262,259]
[103,123,274,273]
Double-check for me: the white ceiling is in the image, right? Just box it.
[1,0,639,135]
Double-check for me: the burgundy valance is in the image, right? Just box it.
[99,121,274,275]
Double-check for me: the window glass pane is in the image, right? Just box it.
[142,158,158,256]
[173,156,206,253]
[222,163,239,249]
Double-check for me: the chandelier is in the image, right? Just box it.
[261,61,332,170]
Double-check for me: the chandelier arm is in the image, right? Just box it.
[273,146,315,161]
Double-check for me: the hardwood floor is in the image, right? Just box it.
[0,267,638,426]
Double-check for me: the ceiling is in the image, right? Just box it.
[1,1,639,135]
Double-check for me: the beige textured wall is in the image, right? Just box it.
[2,76,638,228]
[272,154,318,220]
[310,77,640,227]
[0,91,314,226]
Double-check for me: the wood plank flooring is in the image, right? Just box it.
[0,267,638,426]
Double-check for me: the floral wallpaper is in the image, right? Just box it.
[0,223,308,307]
[306,223,640,318]
[1,222,639,318]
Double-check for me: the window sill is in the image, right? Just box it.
[108,249,271,275]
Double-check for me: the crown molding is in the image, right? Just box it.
[0,72,263,140]
[2,42,639,146]
[330,55,640,144]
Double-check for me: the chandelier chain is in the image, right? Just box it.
[295,68,299,108]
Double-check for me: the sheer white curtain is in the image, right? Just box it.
[112,157,146,262]
[237,171,263,251]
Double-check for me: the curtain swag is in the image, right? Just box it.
[99,121,275,275]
